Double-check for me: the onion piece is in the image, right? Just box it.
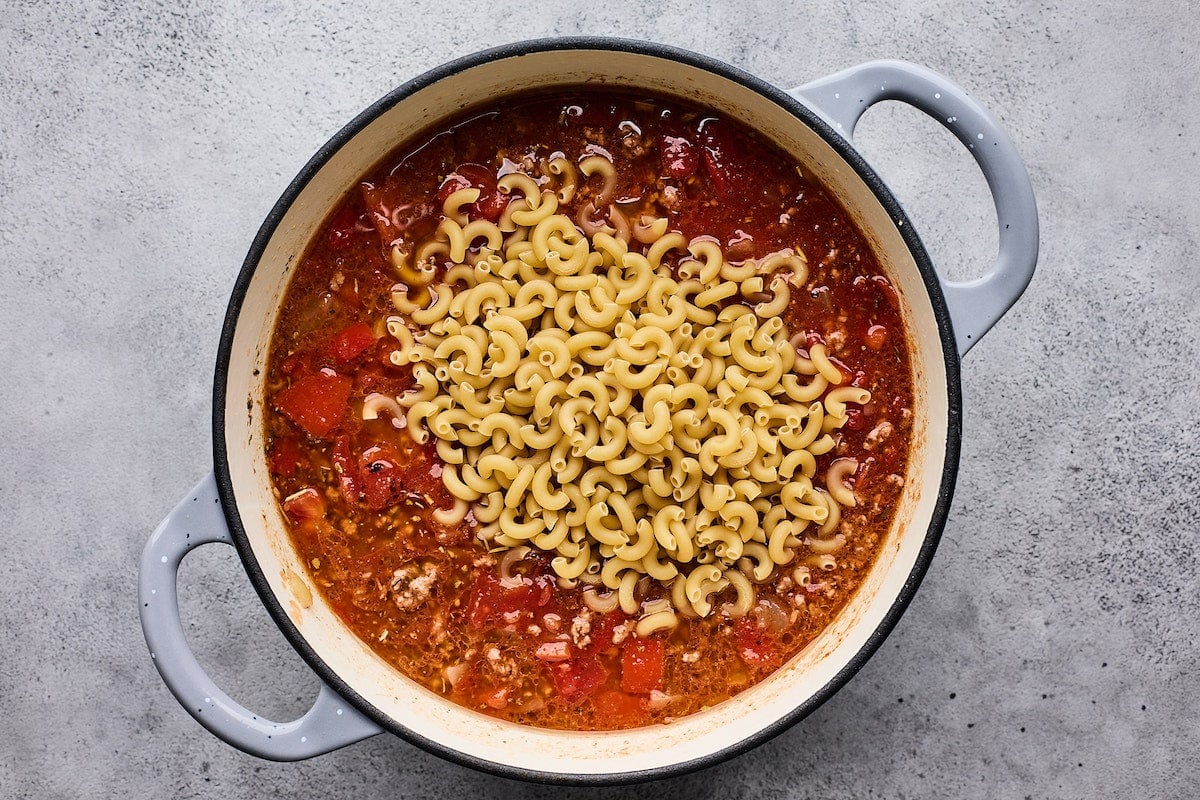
[443,662,468,689]
[508,695,548,714]
[648,690,673,711]
[751,597,790,633]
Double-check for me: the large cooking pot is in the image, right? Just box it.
[139,38,1038,784]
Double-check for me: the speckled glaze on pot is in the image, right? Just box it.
[139,37,1037,785]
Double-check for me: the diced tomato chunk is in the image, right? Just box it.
[829,355,855,384]
[267,436,304,477]
[361,179,430,247]
[335,279,361,310]
[441,163,508,222]
[868,323,888,352]
[475,189,510,222]
[357,442,408,510]
[549,655,608,701]
[398,440,453,507]
[843,407,866,431]
[852,274,900,310]
[572,100,619,128]
[331,435,361,504]
[325,205,360,251]
[357,342,415,395]
[436,173,472,202]
[331,428,452,510]
[734,618,780,668]
[620,637,664,694]
[329,322,377,365]
[583,611,627,654]
[282,487,325,523]
[872,275,899,308]
[278,352,310,378]
[865,324,889,351]
[357,365,413,397]
[592,690,646,727]
[273,371,352,438]
[466,570,553,628]
[660,134,698,179]
[698,119,754,198]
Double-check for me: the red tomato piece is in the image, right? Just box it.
[353,438,453,511]
[356,342,415,396]
[466,571,552,629]
[331,435,361,504]
[852,275,900,310]
[442,163,508,222]
[361,179,430,247]
[549,655,608,701]
[282,487,325,523]
[329,322,377,365]
[267,436,304,477]
[474,189,511,222]
[361,180,398,244]
[584,611,627,654]
[871,275,899,308]
[620,637,664,694]
[843,407,866,431]
[592,690,646,727]
[734,618,780,668]
[357,442,408,510]
[278,352,310,378]
[436,173,472,202]
[335,279,361,310]
[865,324,889,351]
[273,371,352,439]
[573,100,620,127]
[698,119,754,198]
[394,440,452,508]
[334,434,446,511]
[829,355,855,384]
[660,134,698,179]
[356,364,399,395]
[325,205,360,251]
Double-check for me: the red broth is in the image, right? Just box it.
[263,90,912,730]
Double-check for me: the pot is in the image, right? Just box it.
[139,37,1038,784]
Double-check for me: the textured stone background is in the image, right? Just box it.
[2,1,1197,797]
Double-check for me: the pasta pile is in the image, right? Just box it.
[381,172,868,629]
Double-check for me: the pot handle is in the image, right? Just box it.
[138,473,383,760]
[790,60,1038,357]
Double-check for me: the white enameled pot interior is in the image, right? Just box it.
[222,48,948,776]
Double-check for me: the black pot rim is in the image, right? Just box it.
[212,35,962,787]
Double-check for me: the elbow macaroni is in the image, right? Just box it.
[376,159,878,620]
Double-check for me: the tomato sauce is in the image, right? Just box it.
[263,90,912,730]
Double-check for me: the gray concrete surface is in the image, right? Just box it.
[2,1,1197,797]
